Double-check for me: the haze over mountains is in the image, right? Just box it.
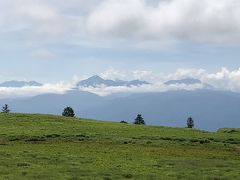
[165,78,202,85]
[164,78,214,90]
[0,81,42,87]
[1,75,240,131]
[77,75,150,88]
[0,76,150,89]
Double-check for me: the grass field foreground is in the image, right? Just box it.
[0,113,240,179]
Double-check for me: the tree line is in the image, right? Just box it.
[1,104,195,128]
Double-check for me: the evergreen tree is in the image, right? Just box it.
[187,117,194,128]
[134,114,145,125]
[62,106,75,117]
[1,104,10,113]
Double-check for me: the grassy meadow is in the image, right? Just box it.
[0,113,240,179]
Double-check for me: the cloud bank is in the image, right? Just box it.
[82,67,240,96]
[2,68,240,97]
[87,0,240,43]
[1,0,240,44]
[0,82,72,99]
[80,83,204,96]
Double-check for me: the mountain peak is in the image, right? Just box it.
[88,75,103,80]
[77,75,109,87]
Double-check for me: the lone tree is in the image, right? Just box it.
[187,117,194,128]
[134,114,146,125]
[1,104,10,113]
[62,106,75,117]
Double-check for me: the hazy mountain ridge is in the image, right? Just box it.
[83,90,240,131]
[5,90,103,115]
[165,78,202,85]
[164,78,214,90]
[2,88,240,131]
[77,75,150,88]
[0,80,42,87]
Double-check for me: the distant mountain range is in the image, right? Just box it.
[164,78,214,89]
[165,78,202,85]
[0,76,149,89]
[0,77,209,89]
[1,77,239,131]
[0,80,42,87]
[77,75,150,87]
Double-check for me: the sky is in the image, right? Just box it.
[1,0,240,86]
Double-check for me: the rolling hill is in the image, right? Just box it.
[0,113,239,179]
[4,89,240,131]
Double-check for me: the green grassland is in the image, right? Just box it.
[0,113,240,179]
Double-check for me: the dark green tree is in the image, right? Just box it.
[1,104,10,113]
[134,114,145,125]
[187,117,194,128]
[62,106,75,117]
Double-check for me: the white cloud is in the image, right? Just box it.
[0,82,73,99]
[165,68,207,81]
[81,67,240,96]
[1,0,240,44]
[80,83,203,96]
[100,68,154,81]
[203,68,240,92]
[0,0,85,40]
[162,67,240,93]
[2,67,240,97]
[87,0,240,44]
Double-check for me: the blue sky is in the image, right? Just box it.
[1,0,240,83]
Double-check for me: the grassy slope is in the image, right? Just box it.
[0,113,240,180]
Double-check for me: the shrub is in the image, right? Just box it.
[120,120,128,124]
[123,174,133,179]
